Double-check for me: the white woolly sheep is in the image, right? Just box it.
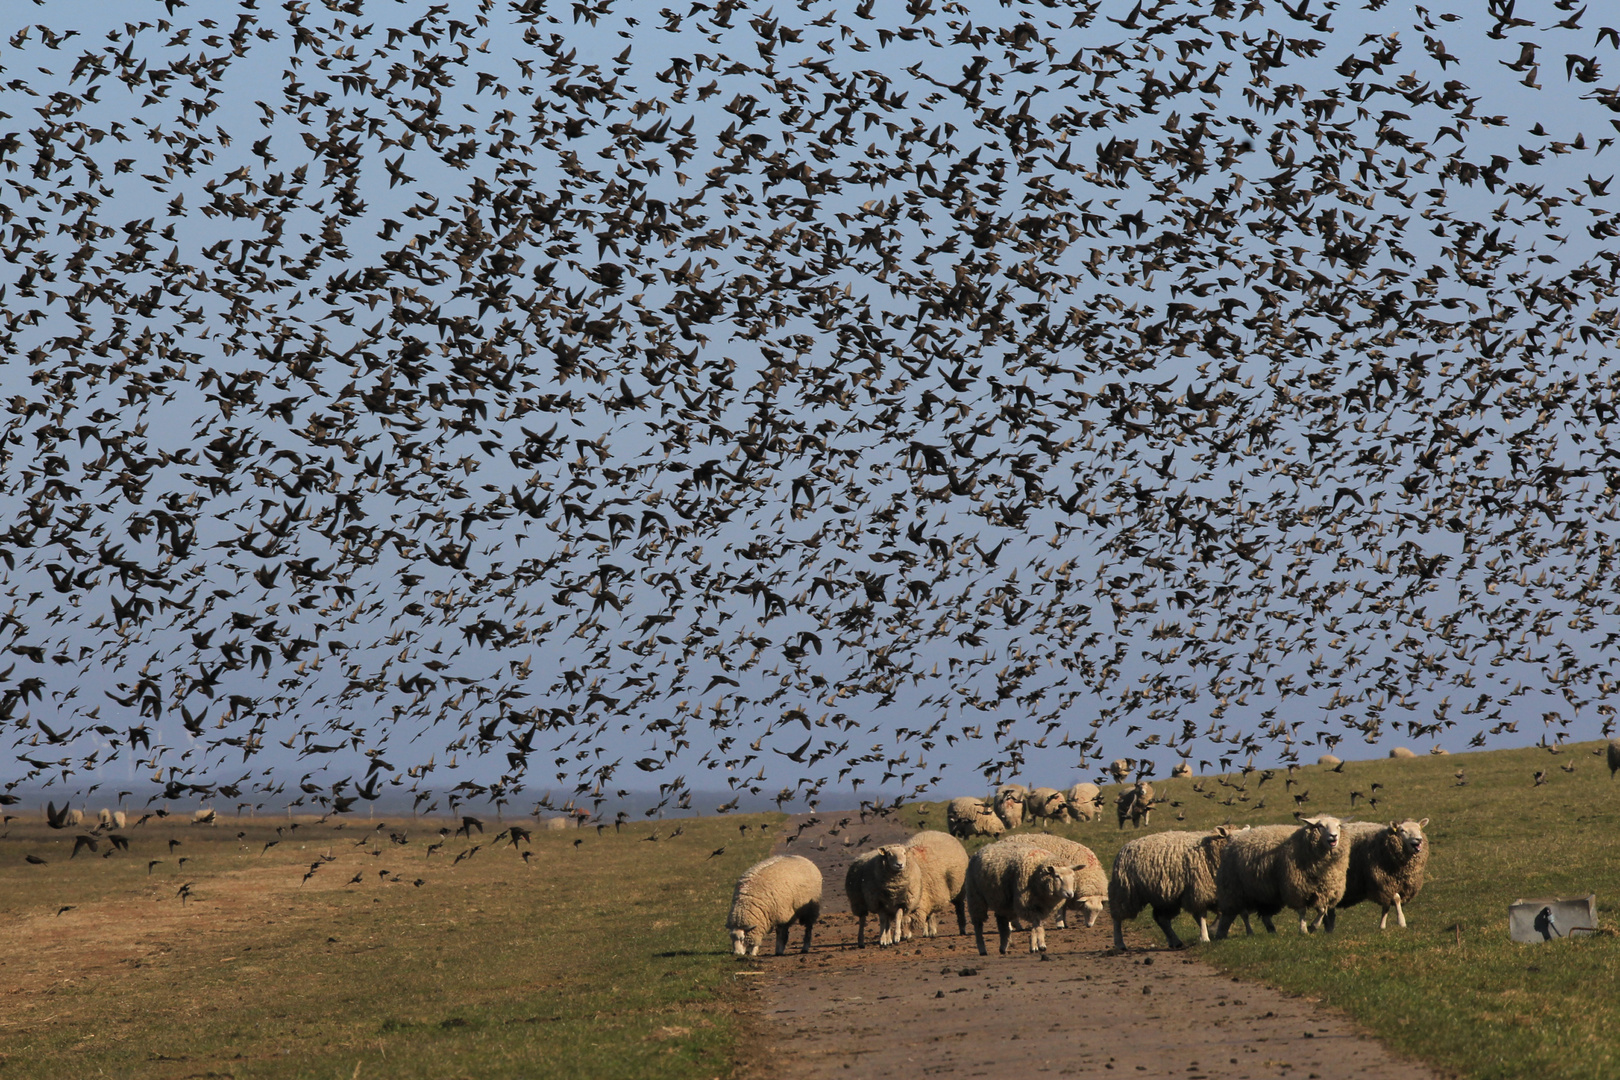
[1325,818,1429,931]
[844,844,919,947]
[1214,815,1347,938]
[1109,758,1134,783]
[1116,781,1154,829]
[996,832,1107,929]
[1109,826,1245,950]
[1388,747,1417,759]
[727,854,822,957]
[947,796,1005,839]
[1065,782,1102,823]
[906,829,970,937]
[1317,754,1342,767]
[1025,786,1069,825]
[992,788,1026,829]
[965,840,1082,955]
[995,783,1028,803]
[65,809,85,827]
[1170,762,1193,779]
[191,808,217,826]
[96,808,115,829]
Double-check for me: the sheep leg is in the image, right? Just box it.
[1213,912,1234,940]
[856,914,867,949]
[954,896,966,937]
[1395,895,1407,929]
[774,924,791,956]
[1112,915,1129,952]
[801,918,815,954]
[878,911,892,947]
[1323,907,1338,933]
[1379,906,1390,931]
[1030,923,1046,953]
[1196,914,1211,944]
[1258,912,1276,934]
[1153,910,1185,949]
[1241,913,1253,935]
[995,913,1012,955]
[897,906,911,942]
[973,917,989,957]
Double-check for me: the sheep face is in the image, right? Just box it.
[1393,818,1428,859]
[1028,863,1078,908]
[879,846,908,874]
[730,927,755,957]
[1302,815,1342,854]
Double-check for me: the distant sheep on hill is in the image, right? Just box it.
[1388,747,1417,759]
[1170,762,1192,778]
[1065,783,1102,823]
[727,854,821,957]
[1109,758,1134,783]
[992,789,1026,830]
[1115,781,1154,829]
[947,797,1005,839]
[1025,786,1068,825]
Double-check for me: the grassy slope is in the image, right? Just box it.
[900,740,1620,1080]
[0,810,780,1079]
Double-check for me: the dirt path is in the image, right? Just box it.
[743,815,1447,1080]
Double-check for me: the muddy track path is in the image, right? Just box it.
[739,814,1447,1080]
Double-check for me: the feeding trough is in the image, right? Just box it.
[1508,895,1597,942]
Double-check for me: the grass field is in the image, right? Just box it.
[8,740,1620,1079]
[0,808,780,1079]
[902,739,1620,1080]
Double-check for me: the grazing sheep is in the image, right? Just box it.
[1428,746,1449,756]
[995,783,1028,803]
[1116,781,1155,829]
[1214,816,1348,938]
[1388,747,1417,759]
[539,816,571,831]
[191,808,217,826]
[1109,758,1134,783]
[96,809,115,829]
[1607,740,1620,779]
[1317,754,1342,767]
[1326,819,1429,931]
[965,840,1082,955]
[906,830,970,937]
[1109,827,1244,950]
[992,788,1026,830]
[1025,786,1069,825]
[1171,762,1193,779]
[947,796,1005,839]
[1065,782,1102,823]
[727,854,822,957]
[65,809,85,827]
[997,833,1107,929]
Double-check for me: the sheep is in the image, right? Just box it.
[906,829,970,937]
[995,783,1028,803]
[947,796,1005,839]
[992,788,1026,830]
[1109,827,1245,950]
[727,854,822,957]
[1428,746,1449,756]
[1388,747,1417,759]
[996,833,1107,929]
[1170,762,1193,779]
[964,840,1084,955]
[65,809,85,827]
[1325,819,1429,931]
[1108,758,1134,783]
[1116,781,1154,829]
[845,849,880,947]
[1317,754,1342,767]
[191,808,217,826]
[1025,786,1069,825]
[97,808,115,829]
[539,816,571,831]
[1607,740,1620,779]
[1065,782,1102,823]
[1214,815,1348,938]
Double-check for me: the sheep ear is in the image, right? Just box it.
[1417,817,1429,828]
[1389,820,1399,830]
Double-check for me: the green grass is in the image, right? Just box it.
[0,810,781,1079]
[901,741,1620,1080]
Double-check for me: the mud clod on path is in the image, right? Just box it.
[742,814,1446,1080]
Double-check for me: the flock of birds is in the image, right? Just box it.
[0,0,1619,823]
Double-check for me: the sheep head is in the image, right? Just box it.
[1391,818,1428,860]
[1301,814,1343,854]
